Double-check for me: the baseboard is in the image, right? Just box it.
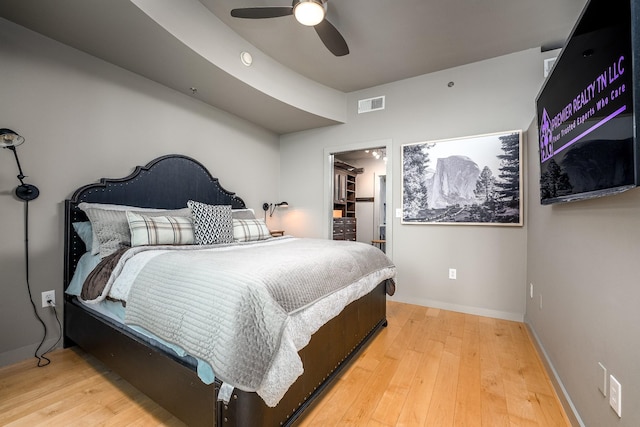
[525,322,585,427]
[0,338,61,368]
[388,295,524,322]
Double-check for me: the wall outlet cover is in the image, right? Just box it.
[41,290,55,308]
[609,375,621,417]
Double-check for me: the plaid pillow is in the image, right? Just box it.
[187,201,234,245]
[126,211,195,246]
[233,218,271,242]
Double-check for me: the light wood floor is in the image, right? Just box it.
[0,301,570,426]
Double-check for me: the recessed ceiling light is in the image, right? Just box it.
[240,51,253,66]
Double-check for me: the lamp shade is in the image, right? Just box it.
[0,128,25,148]
[294,0,325,26]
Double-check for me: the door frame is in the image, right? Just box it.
[323,139,393,260]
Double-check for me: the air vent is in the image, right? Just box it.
[358,96,385,114]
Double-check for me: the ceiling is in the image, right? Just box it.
[0,0,587,133]
[202,0,587,92]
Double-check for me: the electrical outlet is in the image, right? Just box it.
[539,293,543,310]
[448,268,457,280]
[395,208,402,218]
[610,375,622,417]
[529,283,534,299]
[598,362,607,396]
[41,290,55,308]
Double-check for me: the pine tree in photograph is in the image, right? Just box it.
[475,166,496,202]
[402,144,430,219]
[495,132,520,206]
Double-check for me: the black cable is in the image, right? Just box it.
[21,200,61,367]
[40,303,63,362]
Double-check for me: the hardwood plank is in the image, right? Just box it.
[395,339,443,427]
[423,349,460,427]
[301,365,372,426]
[478,316,511,427]
[370,349,422,425]
[407,313,435,353]
[503,378,538,426]
[385,316,426,360]
[453,315,481,427]
[338,356,401,426]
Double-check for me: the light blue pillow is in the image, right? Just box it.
[66,252,101,296]
[73,221,94,253]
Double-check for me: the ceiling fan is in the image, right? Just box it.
[230,0,349,57]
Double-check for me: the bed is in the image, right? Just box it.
[63,154,395,427]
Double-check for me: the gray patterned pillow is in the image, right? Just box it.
[80,203,191,258]
[187,201,234,245]
[79,202,183,256]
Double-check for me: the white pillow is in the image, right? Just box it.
[127,211,195,246]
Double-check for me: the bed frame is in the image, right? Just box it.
[63,154,388,427]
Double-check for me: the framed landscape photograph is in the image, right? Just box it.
[402,130,523,226]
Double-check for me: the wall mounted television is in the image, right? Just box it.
[536,0,639,205]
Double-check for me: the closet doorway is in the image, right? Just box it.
[324,140,392,258]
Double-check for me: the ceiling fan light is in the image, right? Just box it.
[294,0,325,26]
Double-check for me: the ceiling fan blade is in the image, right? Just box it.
[231,7,293,19]
[314,19,349,56]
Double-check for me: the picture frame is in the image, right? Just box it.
[401,130,523,226]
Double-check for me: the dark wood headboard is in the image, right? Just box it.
[63,154,246,288]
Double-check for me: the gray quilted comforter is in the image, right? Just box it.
[122,237,395,406]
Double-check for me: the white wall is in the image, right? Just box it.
[0,19,280,366]
[281,48,558,321]
[525,123,640,425]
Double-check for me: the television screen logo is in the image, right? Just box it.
[539,108,554,162]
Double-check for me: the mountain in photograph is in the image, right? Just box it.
[427,155,480,209]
